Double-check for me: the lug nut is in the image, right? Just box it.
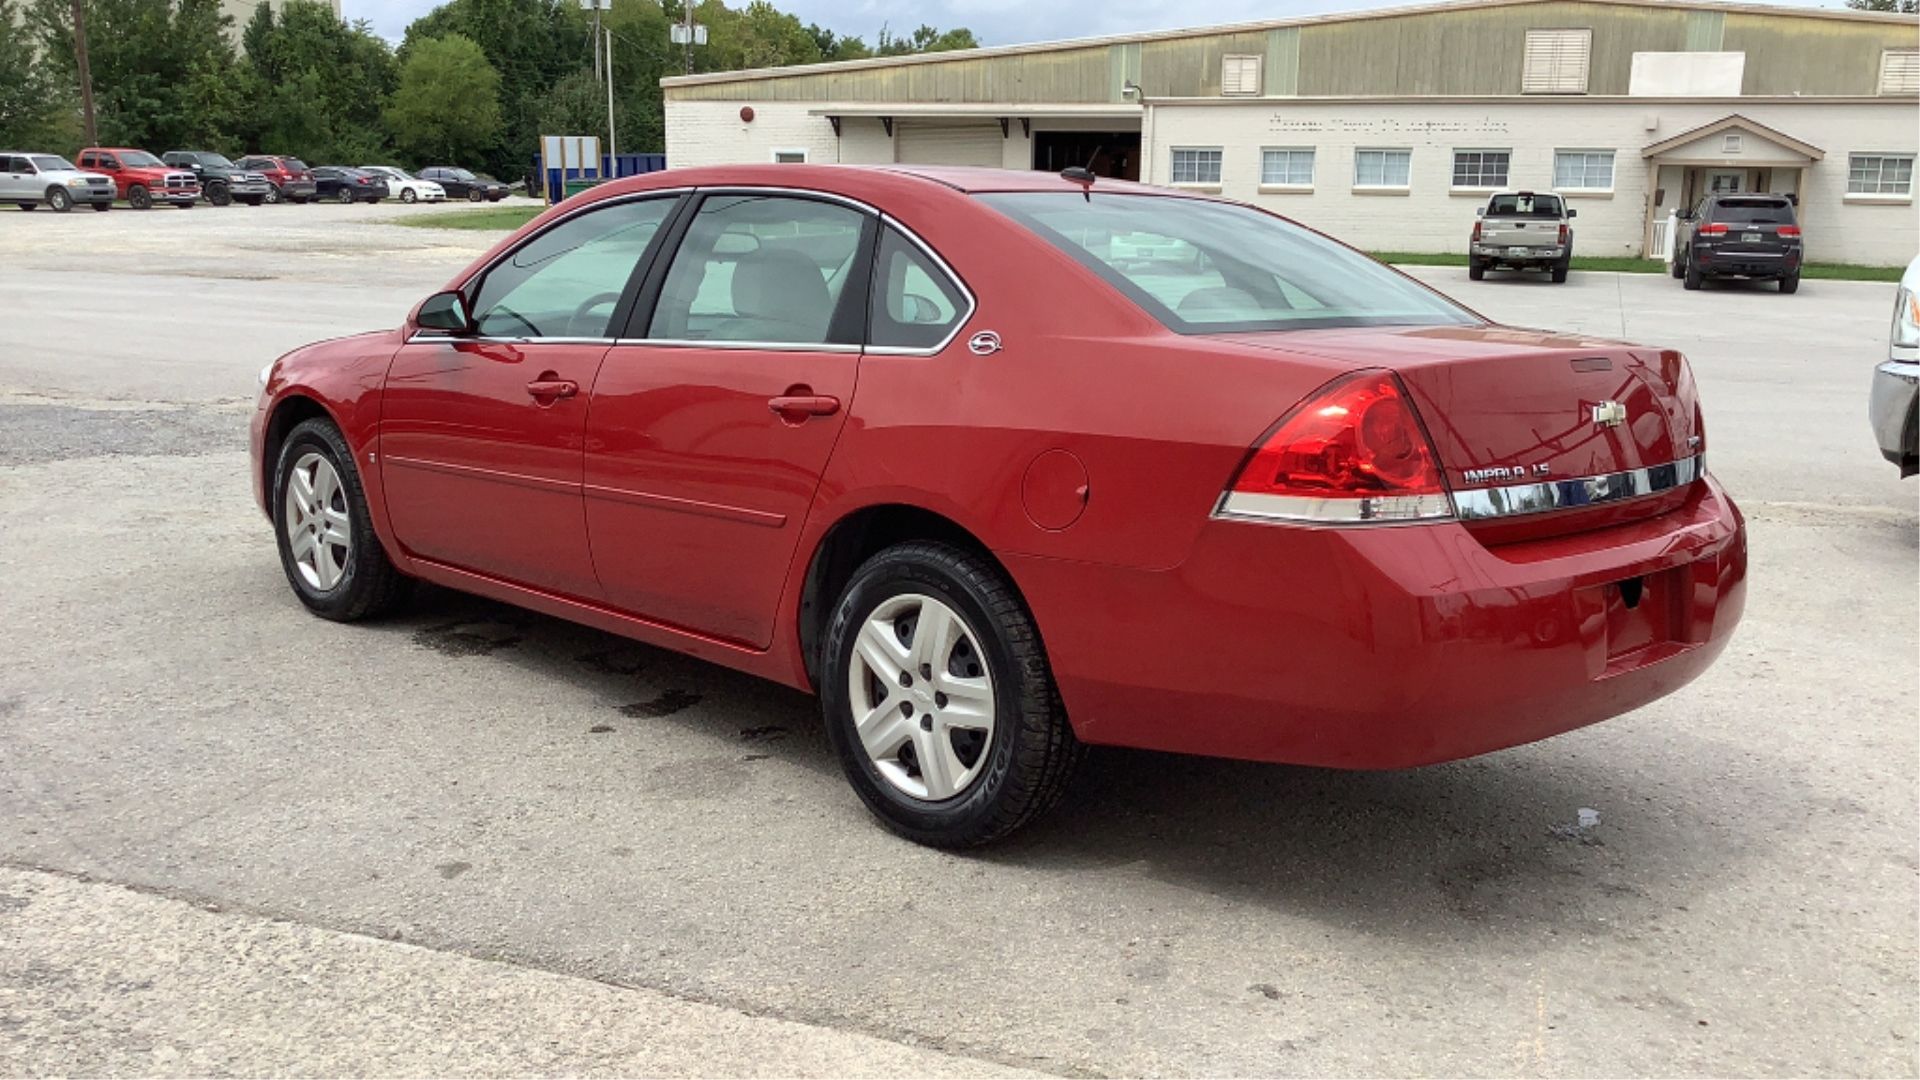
[935,692,948,709]
[898,671,912,688]
[899,701,913,717]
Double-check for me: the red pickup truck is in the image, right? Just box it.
[76,147,200,209]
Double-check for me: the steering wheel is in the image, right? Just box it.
[571,292,624,337]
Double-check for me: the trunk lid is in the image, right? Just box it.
[1479,217,1565,249]
[1218,324,1703,535]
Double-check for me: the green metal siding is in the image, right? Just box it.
[1724,14,1918,95]
[662,2,1919,103]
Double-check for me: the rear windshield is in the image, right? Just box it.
[285,158,309,172]
[1486,193,1563,218]
[1710,198,1794,224]
[980,192,1478,334]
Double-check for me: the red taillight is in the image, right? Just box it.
[1777,225,1801,238]
[1471,221,1482,242]
[1217,370,1453,524]
[1557,223,1569,244]
[1699,223,1729,236]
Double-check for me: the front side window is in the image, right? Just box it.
[869,226,968,350]
[1170,148,1223,185]
[1553,149,1614,190]
[1849,154,1915,196]
[1354,148,1411,188]
[1260,148,1314,186]
[648,194,867,346]
[469,197,675,339]
[980,192,1478,334]
[1452,150,1511,188]
[95,154,119,169]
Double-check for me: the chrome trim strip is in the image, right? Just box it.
[405,334,616,346]
[1450,455,1702,521]
[871,211,978,358]
[611,338,864,354]
[1213,490,1454,525]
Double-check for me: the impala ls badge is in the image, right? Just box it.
[968,331,1003,356]
[1592,400,1628,428]
[1463,463,1552,484]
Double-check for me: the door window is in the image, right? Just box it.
[469,197,675,339]
[647,194,867,346]
[869,226,968,350]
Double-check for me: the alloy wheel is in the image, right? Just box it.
[847,593,996,802]
[284,451,352,592]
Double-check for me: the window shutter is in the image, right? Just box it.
[1880,49,1919,95]
[1522,29,1592,94]
[1221,54,1263,96]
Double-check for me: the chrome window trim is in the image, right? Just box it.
[1450,455,1702,521]
[454,186,694,298]
[614,338,864,354]
[405,333,617,346]
[867,212,978,358]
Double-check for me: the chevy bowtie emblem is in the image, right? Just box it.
[1591,400,1628,428]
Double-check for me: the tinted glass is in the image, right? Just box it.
[121,151,162,167]
[37,156,76,171]
[647,194,867,345]
[1710,199,1794,224]
[470,197,674,338]
[869,226,967,350]
[1486,193,1563,218]
[981,192,1478,334]
[285,159,309,172]
[4,157,26,172]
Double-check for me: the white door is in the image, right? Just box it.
[893,122,1003,167]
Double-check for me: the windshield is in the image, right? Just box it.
[120,151,163,168]
[1486,193,1563,218]
[31,156,75,172]
[453,169,476,181]
[377,166,411,180]
[980,192,1479,334]
[1711,199,1794,224]
[200,153,234,168]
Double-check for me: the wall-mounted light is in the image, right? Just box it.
[1122,80,1141,98]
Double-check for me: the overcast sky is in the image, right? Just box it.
[344,0,1855,48]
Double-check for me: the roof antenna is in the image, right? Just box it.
[1062,165,1095,201]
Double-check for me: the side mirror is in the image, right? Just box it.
[1566,208,1577,219]
[417,291,474,335]
[189,162,203,172]
[1474,206,1484,217]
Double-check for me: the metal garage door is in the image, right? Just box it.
[893,122,1004,167]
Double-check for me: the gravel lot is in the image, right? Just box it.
[1,198,1914,1077]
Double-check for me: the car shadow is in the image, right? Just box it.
[367,584,1760,937]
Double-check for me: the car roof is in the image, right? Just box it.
[594,163,1181,201]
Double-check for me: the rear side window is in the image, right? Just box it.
[1710,198,1794,224]
[981,192,1478,334]
[1486,193,1562,218]
[647,194,868,346]
[869,226,968,350]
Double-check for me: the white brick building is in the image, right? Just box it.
[663,0,1920,266]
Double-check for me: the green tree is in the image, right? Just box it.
[236,1,395,162]
[401,0,578,176]
[804,24,871,62]
[27,0,244,150]
[385,34,503,165]
[0,0,65,148]
[1844,0,1918,10]
[875,23,979,56]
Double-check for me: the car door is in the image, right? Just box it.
[582,191,877,648]
[312,167,337,197]
[379,193,683,599]
[0,157,27,199]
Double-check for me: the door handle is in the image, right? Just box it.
[526,377,578,402]
[767,394,840,418]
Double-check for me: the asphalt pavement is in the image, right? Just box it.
[1,200,1914,1077]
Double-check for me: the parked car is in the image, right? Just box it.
[418,165,509,202]
[1673,194,1803,293]
[161,150,272,206]
[310,166,389,204]
[76,147,198,209]
[0,152,115,212]
[357,165,445,204]
[234,155,317,204]
[1870,254,1920,477]
[250,165,1747,847]
[1468,190,1575,283]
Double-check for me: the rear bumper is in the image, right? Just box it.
[1696,246,1801,277]
[276,181,317,199]
[1472,243,1566,263]
[1009,474,1746,769]
[1871,358,1920,474]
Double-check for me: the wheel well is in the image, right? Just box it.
[796,504,1004,688]
[262,395,331,495]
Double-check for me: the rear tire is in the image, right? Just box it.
[1670,254,1685,279]
[129,185,151,210]
[1467,258,1486,281]
[272,418,411,622]
[1683,253,1703,291]
[1550,258,1570,284]
[821,541,1083,848]
[16,202,33,211]
[1780,273,1800,294]
[46,186,72,212]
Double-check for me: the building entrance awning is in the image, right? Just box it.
[1641,114,1825,167]
[808,103,1142,136]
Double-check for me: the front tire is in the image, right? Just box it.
[207,183,231,207]
[264,184,281,204]
[91,202,110,212]
[129,185,151,210]
[400,188,417,204]
[821,542,1082,848]
[272,418,411,622]
[46,186,72,212]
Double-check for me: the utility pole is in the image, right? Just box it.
[680,2,694,75]
[591,3,602,80]
[604,25,617,160]
[670,1,704,75]
[70,0,97,146]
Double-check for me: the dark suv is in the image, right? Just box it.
[234,155,318,204]
[1674,194,1804,293]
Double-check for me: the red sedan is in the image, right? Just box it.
[250,165,1746,847]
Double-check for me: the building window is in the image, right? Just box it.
[1848,154,1915,196]
[1452,150,1510,188]
[1354,148,1412,189]
[1553,149,1614,190]
[1522,28,1592,94]
[1260,148,1315,186]
[1170,148,1223,185]
[1221,54,1263,96]
[772,149,807,164]
[1880,49,1919,95]
[1722,134,1742,154]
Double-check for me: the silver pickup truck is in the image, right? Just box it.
[1469,190,1575,283]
